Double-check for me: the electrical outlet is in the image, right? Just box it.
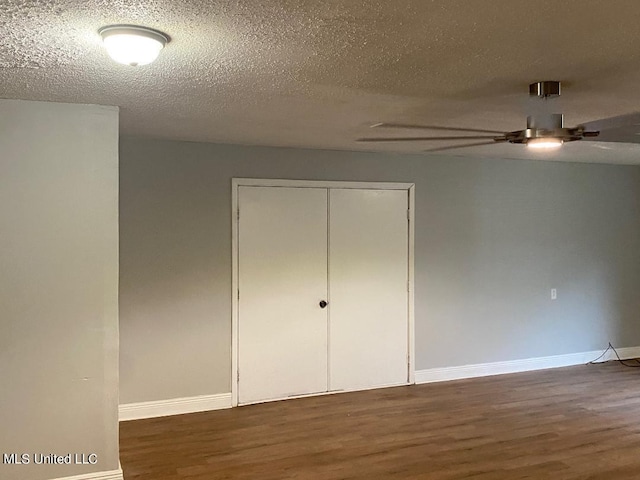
[551,288,557,300]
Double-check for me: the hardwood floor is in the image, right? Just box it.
[120,362,640,479]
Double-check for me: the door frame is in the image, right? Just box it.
[231,178,415,407]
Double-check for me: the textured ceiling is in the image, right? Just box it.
[3,0,640,164]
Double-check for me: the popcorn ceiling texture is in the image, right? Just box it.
[2,0,640,163]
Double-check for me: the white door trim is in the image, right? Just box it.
[231,178,416,407]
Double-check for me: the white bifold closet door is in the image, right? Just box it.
[328,189,409,391]
[238,187,329,404]
[237,185,409,405]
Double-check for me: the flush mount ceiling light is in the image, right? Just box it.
[526,137,564,149]
[99,25,169,66]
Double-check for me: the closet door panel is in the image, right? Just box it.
[329,189,409,391]
[238,186,328,404]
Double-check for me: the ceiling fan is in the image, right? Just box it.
[358,81,601,152]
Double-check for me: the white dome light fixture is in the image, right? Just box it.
[527,137,564,149]
[99,25,169,66]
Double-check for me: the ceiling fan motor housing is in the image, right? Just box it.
[504,114,586,144]
[517,113,572,143]
[527,113,563,130]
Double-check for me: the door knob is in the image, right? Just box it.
[319,300,328,308]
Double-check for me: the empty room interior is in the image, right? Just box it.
[3,1,640,479]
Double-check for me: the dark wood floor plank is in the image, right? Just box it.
[120,362,640,479]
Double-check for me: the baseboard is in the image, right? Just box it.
[119,393,232,421]
[415,346,640,384]
[118,347,640,419]
[51,467,123,480]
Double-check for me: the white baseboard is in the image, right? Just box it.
[51,467,123,480]
[119,393,232,421]
[118,347,640,420]
[415,346,640,384]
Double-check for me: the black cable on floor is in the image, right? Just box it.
[587,342,640,368]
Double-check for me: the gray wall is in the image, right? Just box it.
[119,137,640,404]
[0,100,119,480]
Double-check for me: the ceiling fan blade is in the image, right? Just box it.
[581,112,640,130]
[357,135,502,143]
[424,141,503,153]
[581,112,640,144]
[371,122,506,135]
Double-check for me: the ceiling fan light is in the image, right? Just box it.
[100,25,168,66]
[527,138,564,149]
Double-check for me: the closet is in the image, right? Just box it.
[234,181,413,405]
